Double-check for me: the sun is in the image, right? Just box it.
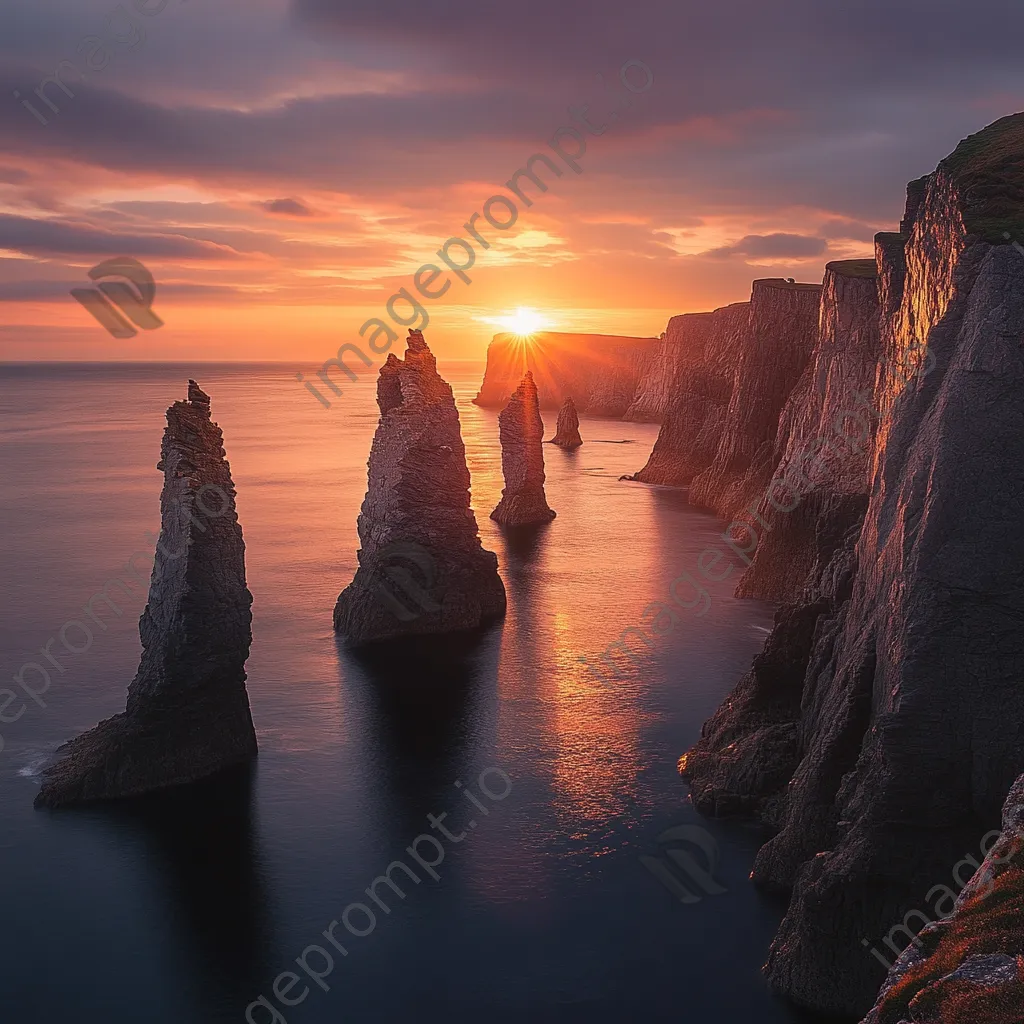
[489,307,552,337]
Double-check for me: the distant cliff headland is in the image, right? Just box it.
[474,331,662,418]
[473,112,1024,1020]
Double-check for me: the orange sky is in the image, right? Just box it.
[2,0,1022,363]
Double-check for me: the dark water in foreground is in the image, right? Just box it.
[0,363,838,1024]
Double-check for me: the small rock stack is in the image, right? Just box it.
[36,381,256,808]
[334,330,506,644]
[548,396,583,448]
[491,372,557,526]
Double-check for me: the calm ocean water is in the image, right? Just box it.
[0,362,831,1024]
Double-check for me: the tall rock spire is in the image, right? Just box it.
[491,372,557,526]
[36,382,256,808]
[334,330,506,644]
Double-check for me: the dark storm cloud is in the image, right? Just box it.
[705,233,828,260]
[259,198,316,217]
[0,279,244,301]
[0,212,242,259]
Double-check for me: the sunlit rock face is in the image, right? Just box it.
[627,302,749,486]
[491,372,556,526]
[36,381,256,808]
[683,113,1024,1017]
[862,773,1024,1024]
[688,279,822,519]
[474,331,660,418]
[548,396,583,448]
[335,330,506,644]
[736,260,882,602]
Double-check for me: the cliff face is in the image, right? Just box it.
[735,261,881,602]
[36,381,256,808]
[861,773,1024,1024]
[335,330,506,644]
[627,302,749,486]
[491,372,556,526]
[683,114,1024,1017]
[687,280,822,519]
[474,331,659,418]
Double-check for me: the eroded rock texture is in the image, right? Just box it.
[548,396,583,448]
[473,331,660,417]
[36,381,256,808]
[334,330,506,644]
[687,279,822,520]
[683,114,1024,1017]
[735,260,881,602]
[491,372,556,526]
[862,774,1024,1024]
[627,302,749,486]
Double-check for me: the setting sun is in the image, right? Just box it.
[485,307,553,337]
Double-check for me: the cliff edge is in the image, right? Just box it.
[683,113,1024,1017]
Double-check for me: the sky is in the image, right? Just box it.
[1,0,1024,362]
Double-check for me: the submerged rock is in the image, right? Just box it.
[547,396,583,448]
[36,381,256,809]
[491,372,556,525]
[334,330,506,644]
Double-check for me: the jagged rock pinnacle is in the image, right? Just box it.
[334,330,506,644]
[35,382,256,809]
[491,372,557,526]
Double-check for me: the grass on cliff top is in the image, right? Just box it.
[941,112,1024,242]
[826,259,877,278]
[755,278,822,291]
[878,860,1024,1024]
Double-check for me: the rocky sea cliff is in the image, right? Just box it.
[615,113,1024,1018]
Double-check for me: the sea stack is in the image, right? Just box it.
[334,330,506,644]
[36,381,256,809]
[491,372,557,526]
[547,396,583,448]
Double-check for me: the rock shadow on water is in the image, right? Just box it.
[337,627,502,833]
[59,762,274,1014]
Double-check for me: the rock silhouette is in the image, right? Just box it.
[547,396,583,448]
[491,372,557,525]
[36,381,256,809]
[334,330,506,644]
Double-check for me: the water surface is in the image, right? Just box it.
[0,362,830,1024]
